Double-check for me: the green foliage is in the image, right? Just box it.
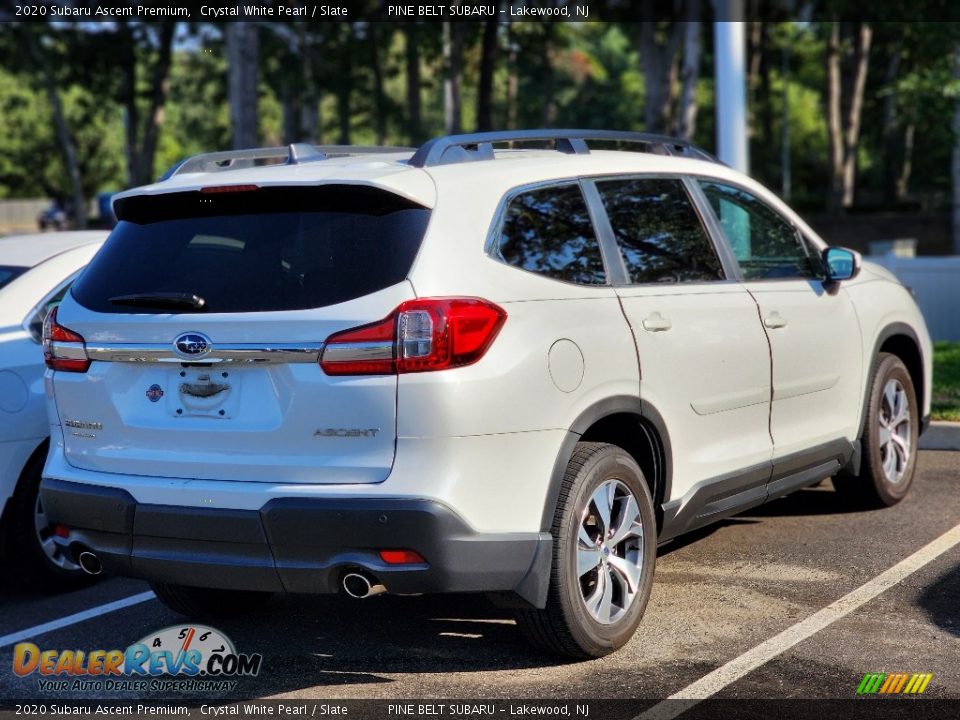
[0,67,123,200]
[0,69,50,199]
[157,46,230,176]
[552,24,644,131]
[932,342,960,422]
[0,18,959,217]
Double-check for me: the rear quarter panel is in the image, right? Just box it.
[403,169,641,439]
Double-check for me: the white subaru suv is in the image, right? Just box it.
[40,131,931,658]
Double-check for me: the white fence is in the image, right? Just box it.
[868,255,960,342]
[0,199,47,231]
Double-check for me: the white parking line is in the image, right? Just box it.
[0,591,155,649]
[640,521,960,720]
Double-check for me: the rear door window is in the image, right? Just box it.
[596,178,724,284]
[495,183,607,285]
[72,185,430,314]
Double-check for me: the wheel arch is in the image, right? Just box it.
[540,396,672,534]
[861,323,926,436]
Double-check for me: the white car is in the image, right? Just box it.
[0,231,106,587]
[40,132,931,657]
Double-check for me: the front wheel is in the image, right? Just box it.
[834,353,919,508]
[516,442,656,658]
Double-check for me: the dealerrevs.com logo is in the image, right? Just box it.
[13,625,261,693]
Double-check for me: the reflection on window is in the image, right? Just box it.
[597,178,724,284]
[698,181,821,280]
[188,235,246,252]
[498,184,606,285]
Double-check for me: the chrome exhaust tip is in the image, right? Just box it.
[77,551,103,576]
[342,572,386,599]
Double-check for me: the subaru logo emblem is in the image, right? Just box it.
[173,332,212,359]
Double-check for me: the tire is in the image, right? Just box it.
[833,353,919,508]
[3,449,95,590]
[150,582,273,618]
[516,442,656,658]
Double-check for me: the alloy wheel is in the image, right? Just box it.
[878,378,911,484]
[576,479,644,625]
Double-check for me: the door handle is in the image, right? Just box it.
[764,311,787,329]
[642,312,672,333]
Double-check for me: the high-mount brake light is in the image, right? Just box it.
[42,307,91,373]
[199,184,261,194]
[320,298,506,376]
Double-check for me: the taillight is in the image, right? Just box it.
[320,297,506,376]
[42,307,90,373]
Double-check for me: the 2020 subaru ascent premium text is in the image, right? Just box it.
[41,131,931,658]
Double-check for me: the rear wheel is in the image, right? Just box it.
[834,353,918,508]
[516,442,656,658]
[150,582,273,618]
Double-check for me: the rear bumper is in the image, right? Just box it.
[40,478,552,606]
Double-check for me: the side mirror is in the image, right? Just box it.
[823,247,860,282]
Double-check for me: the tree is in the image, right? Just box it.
[334,23,355,144]
[367,24,388,145]
[476,16,498,132]
[442,21,463,134]
[404,23,423,143]
[20,25,86,227]
[638,14,682,134]
[540,22,557,126]
[299,25,320,143]
[675,7,701,140]
[826,21,872,212]
[227,22,259,148]
[504,19,519,129]
[121,22,176,186]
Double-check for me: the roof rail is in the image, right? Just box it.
[407,129,720,168]
[160,143,415,180]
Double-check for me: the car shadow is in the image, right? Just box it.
[738,483,863,519]
[917,560,960,638]
[170,592,573,697]
[656,518,759,557]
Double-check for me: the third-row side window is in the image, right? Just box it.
[497,183,607,285]
[597,178,725,284]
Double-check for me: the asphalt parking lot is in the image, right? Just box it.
[1,451,958,710]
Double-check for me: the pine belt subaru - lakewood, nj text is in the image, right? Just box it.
[39,130,931,658]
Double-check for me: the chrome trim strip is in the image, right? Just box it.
[49,342,88,361]
[85,343,324,364]
[321,342,395,363]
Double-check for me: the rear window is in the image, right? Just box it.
[0,266,27,291]
[72,185,430,314]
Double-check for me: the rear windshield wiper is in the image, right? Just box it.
[108,293,207,311]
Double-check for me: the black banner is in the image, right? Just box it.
[4,0,960,23]
[2,699,960,720]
